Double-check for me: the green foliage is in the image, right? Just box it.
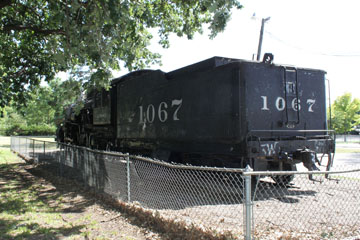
[0,0,242,107]
[20,78,80,125]
[0,78,78,136]
[0,105,26,135]
[330,93,360,134]
[4,124,56,136]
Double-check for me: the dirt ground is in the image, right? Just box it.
[0,161,168,240]
[0,137,166,240]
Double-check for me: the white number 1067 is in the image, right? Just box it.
[139,99,183,124]
[261,96,315,112]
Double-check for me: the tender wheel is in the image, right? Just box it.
[271,164,296,186]
[271,174,294,186]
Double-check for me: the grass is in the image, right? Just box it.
[0,136,11,149]
[0,140,86,239]
[0,137,123,240]
[336,141,360,153]
[0,137,21,167]
[336,141,360,144]
[0,183,74,239]
[335,148,360,153]
[0,150,19,166]
[31,137,55,142]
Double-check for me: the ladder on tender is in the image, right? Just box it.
[283,67,300,127]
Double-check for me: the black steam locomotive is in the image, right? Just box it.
[57,55,335,183]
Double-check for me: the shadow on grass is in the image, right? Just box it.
[26,165,97,213]
[0,162,24,171]
[0,219,85,240]
[24,164,176,240]
[0,163,91,240]
[0,162,95,214]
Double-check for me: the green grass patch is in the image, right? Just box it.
[0,149,22,166]
[31,137,55,142]
[0,148,85,239]
[336,141,360,144]
[335,148,360,153]
[0,174,84,239]
[0,136,11,149]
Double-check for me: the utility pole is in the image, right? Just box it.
[256,17,271,61]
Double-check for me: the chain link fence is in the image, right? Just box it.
[247,168,360,239]
[10,136,360,239]
[336,134,360,143]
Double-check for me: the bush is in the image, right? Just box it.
[4,123,25,136]
[0,126,6,136]
[4,124,56,136]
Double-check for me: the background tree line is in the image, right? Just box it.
[330,93,360,135]
[1,88,359,136]
[0,78,80,135]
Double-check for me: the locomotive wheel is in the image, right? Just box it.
[271,164,296,186]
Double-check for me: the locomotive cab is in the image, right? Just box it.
[93,90,111,125]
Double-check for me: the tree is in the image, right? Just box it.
[0,77,80,135]
[0,105,26,128]
[16,77,81,125]
[0,0,242,107]
[330,93,360,134]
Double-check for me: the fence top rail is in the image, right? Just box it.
[131,155,246,172]
[243,168,360,176]
[11,136,56,143]
[13,137,360,175]
[57,142,245,173]
[11,135,55,138]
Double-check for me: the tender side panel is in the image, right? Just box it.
[116,64,241,145]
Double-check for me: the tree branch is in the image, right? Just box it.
[2,24,66,35]
[0,0,12,10]
[78,0,90,8]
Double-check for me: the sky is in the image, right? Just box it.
[121,0,360,102]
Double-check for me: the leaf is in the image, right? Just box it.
[0,0,242,108]
[330,93,360,134]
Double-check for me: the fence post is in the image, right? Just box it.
[60,145,66,177]
[126,153,131,202]
[245,165,253,240]
[32,139,35,160]
[24,137,27,156]
[43,141,46,161]
[18,137,20,153]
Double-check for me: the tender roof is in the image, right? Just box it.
[166,56,242,79]
[110,56,326,84]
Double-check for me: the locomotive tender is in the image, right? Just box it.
[57,55,335,183]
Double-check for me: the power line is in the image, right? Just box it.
[265,30,360,57]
